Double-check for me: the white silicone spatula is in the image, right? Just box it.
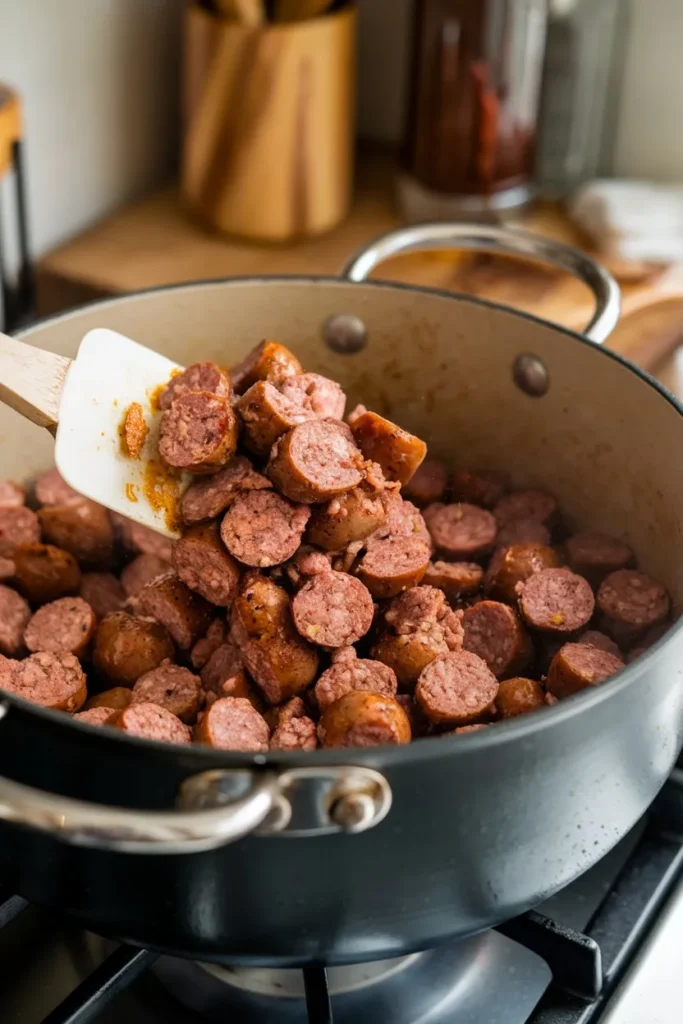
[0,328,183,537]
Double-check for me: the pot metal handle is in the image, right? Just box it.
[341,223,621,344]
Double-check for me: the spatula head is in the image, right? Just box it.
[54,328,183,537]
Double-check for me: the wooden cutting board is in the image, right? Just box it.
[35,148,683,376]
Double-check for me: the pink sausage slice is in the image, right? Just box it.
[314,646,398,710]
[402,459,448,507]
[547,642,624,699]
[423,503,497,559]
[0,585,31,657]
[493,490,558,528]
[158,391,238,474]
[193,696,269,751]
[159,361,231,411]
[180,456,271,525]
[0,506,40,556]
[132,663,202,723]
[221,490,310,568]
[356,536,431,599]
[461,600,532,679]
[292,571,374,648]
[5,651,87,711]
[416,649,499,726]
[79,572,125,618]
[268,420,363,504]
[73,707,117,726]
[113,702,191,744]
[24,597,96,658]
[270,715,318,751]
[173,521,241,606]
[597,569,670,641]
[519,568,595,633]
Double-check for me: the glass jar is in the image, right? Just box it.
[399,0,548,221]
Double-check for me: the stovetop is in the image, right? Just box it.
[1,770,682,1024]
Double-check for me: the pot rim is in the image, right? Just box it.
[9,273,683,768]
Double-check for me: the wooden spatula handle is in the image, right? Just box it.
[0,332,71,430]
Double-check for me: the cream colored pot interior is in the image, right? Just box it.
[14,278,683,609]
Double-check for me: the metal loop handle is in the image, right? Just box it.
[341,223,621,344]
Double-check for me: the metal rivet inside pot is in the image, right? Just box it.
[324,314,367,354]
[513,354,549,397]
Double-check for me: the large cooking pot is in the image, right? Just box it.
[0,224,682,966]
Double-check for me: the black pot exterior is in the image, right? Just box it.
[0,634,681,965]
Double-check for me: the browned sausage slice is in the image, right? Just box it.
[565,531,633,588]
[193,696,269,751]
[318,691,411,748]
[400,458,448,507]
[519,568,595,633]
[0,481,25,508]
[0,557,14,581]
[350,410,426,485]
[416,650,499,726]
[230,340,302,394]
[291,571,374,647]
[237,380,315,456]
[73,707,117,726]
[0,585,30,656]
[451,723,489,735]
[220,490,310,568]
[5,651,86,711]
[270,715,318,751]
[200,640,244,693]
[578,630,622,659]
[423,503,497,558]
[496,518,551,549]
[268,420,363,504]
[264,695,308,732]
[493,490,558,528]
[79,572,125,618]
[120,553,169,598]
[314,646,397,710]
[305,484,386,551]
[112,515,174,562]
[180,456,272,525]
[423,560,483,598]
[24,597,96,658]
[366,491,431,549]
[461,600,532,679]
[284,546,333,586]
[39,500,114,567]
[84,687,133,711]
[138,571,212,649]
[173,521,241,606]
[484,543,561,604]
[547,642,624,699]
[132,663,202,723]
[159,361,231,411]
[113,702,191,744]
[13,544,81,604]
[0,506,40,556]
[92,611,175,686]
[356,536,431,599]
[279,373,346,420]
[450,468,506,509]
[34,468,81,507]
[371,585,464,688]
[597,569,670,642]
[190,618,228,670]
[495,677,545,718]
[159,391,238,474]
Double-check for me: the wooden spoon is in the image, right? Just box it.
[0,328,183,537]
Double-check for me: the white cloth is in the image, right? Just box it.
[569,180,683,263]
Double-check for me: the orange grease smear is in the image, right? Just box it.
[143,459,181,532]
[125,482,139,503]
[119,402,149,459]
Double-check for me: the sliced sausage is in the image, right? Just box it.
[73,707,117,726]
[305,484,386,551]
[423,502,497,559]
[356,536,431,599]
[194,696,269,751]
[461,600,532,679]
[0,506,40,556]
[484,543,562,604]
[626,621,671,663]
[84,687,133,711]
[597,569,670,643]
[400,458,448,507]
[366,491,431,549]
[0,480,25,508]
[34,468,81,507]
[416,650,499,726]
[264,696,308,732]
[79,572,125,618]
[284,546,333,586]
[496,518,551,549]
[578,629,622,659]
[173,521,240,606]
[199,641,260,711]
[24,597,96,658]
[113,702,191,745]
[279,373,346,420]
[315,646,397,711]
[350,410,426,485]
[158,391,238,474]
[121,402,148,459]
[268,420,363,504]
[547,642,624,699]
[159,361,231,411]
[565,531,633,588]
[270,714,318,751]
[38,500,114,567]
[120,553,169,598]
[495,677,545,718]
[519,568,595,633]
[451,723,489,735]
[450,468,506,509]
[237,380,316,456]
[180,456,271,525]
[292,571,374,648]
[113,515,174,562]
[137,571,212,649]
[13,543,81,604]
[221,490,310,568]
[5,651,86,711]
[372,585,463,688]
[423,560,483,599]
[493,489,558,529]
[92,611,175,686]
[230,574,318,704]
[0,585,31,656]
[230,339,302,394]
[0,557,14,581]
[318,691,411,748]
[132,663,202,723]
[190,617,228,669]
